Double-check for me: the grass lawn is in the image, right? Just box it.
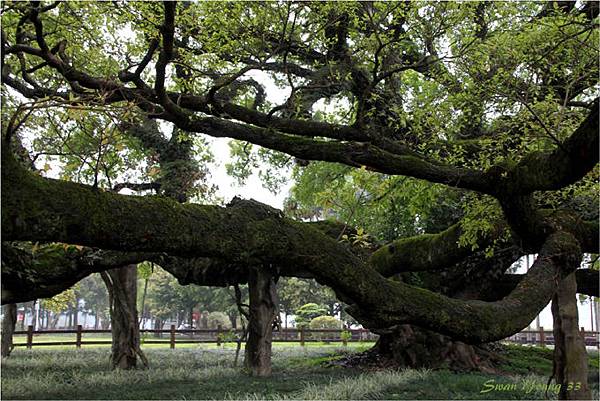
[1,344,598,400]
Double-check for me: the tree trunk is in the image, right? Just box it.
[594,297,599,338]
[31,300,38,331]
[1,304,17,357]
[139,277,149,329]
[551,273,591,400]
[101,265,148,370]
[153,318,162,338]
[244,266,277,377]
[49,311,60,329]
[358,325,498,372]
[19,307,25,331]
[73,300,78,329]
[229,311,237,329]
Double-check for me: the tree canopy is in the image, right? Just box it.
[1,0,598,350]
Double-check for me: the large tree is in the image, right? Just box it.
[1,0,598,395]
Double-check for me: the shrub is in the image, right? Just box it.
[207,312,231,329]
[309,315,342,341]
[294,303,328,328]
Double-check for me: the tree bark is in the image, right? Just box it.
[244,266,277,377]
[1,303,17,357]
[101,265,148,370]
[365,325,498,372]
[551,273,591,400]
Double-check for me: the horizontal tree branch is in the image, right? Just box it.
[1,146,587,343]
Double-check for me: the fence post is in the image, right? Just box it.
[27,325,33,349]
[216,324,222,347]
[170,324,176,349]
[300,327,305,346]
[539,326,545,347]
[342,326,348,347]
[76,325,82,349]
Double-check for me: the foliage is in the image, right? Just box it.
[278,278,338,321]
[310,316,342,330]
[144,266,239,326]
[1,0,599,368]
[76,274,109,327]
[217,330,238,344]
[40,288,76,314]
[207,312,232,330]
[309,316,342,340]
[286,162,465,241]
[294,303,328,329]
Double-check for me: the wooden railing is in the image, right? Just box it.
[13,325,378,349]
[12,325,599,349]
[505,327,600,347]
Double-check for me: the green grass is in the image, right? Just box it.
[1,345,598,400]
[498,344,599,376]
[12,333,374,350]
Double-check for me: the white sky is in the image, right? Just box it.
[206,70,292,208]
[207,136,291,209]
[513,256,597,331]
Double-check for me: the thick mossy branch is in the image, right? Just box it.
[347,231,583,343]
[1,243,154,304]
[493,101,599,195]
[0,148,588,343]
[492,269,599,300]
[370,223,475,276]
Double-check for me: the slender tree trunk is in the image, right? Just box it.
[101,265,148,370]
[139,277,149,329]
[32,300,38,331]
[50,312,60,329]
[551,273,591,400]
[19,307,25,331]
[153,318,162,338]
[594,297,599,337]
[229,311,237,329]
[244,266,277,377]
[1,304,17,357]
[73,300,79,329]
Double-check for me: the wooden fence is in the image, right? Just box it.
[12,325,378,349]
[506,327,599,347]
[12,325,599,349]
